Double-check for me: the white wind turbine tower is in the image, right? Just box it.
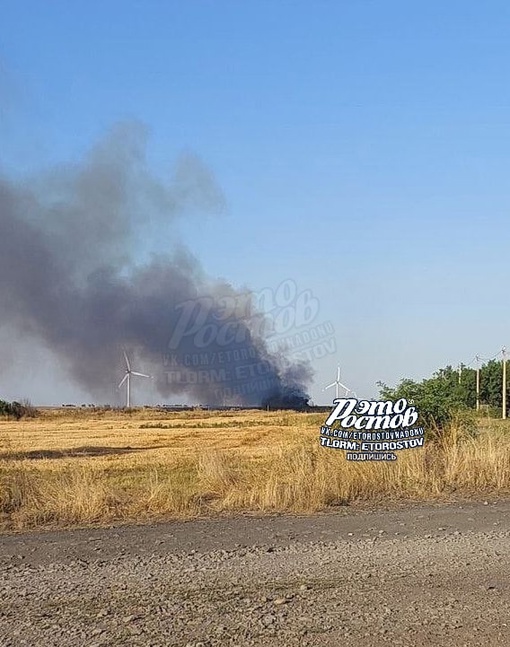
[323,365,357,400]
[118,350,150,408]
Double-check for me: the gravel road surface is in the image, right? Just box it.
[0,501,509,646]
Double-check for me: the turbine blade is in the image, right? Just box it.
[131,371,150,378]
[336,366,341,381]
[118,374,128,388]
[324,382,335,390]
[123,350,131,372]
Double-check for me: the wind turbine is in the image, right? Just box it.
[118,350,150,408]
[323,365,357,400]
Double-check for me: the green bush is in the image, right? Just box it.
[0,399,38,420]
[377,369,477,434]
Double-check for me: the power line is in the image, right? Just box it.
[454,347,508,420]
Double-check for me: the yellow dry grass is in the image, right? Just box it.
[0,409,509,531]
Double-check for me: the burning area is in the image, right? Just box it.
[0,122,312,408]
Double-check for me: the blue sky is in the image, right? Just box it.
[1,1,510,404]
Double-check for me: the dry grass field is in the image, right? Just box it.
[0,408,509,531]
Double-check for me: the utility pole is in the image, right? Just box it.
[458,364,462,384]
[503,347,507,420]
[475,355,480,412]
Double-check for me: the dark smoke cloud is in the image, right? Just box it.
[0,122,312,407]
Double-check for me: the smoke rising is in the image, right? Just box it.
[0,122,312,407]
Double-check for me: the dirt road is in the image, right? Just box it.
[0,501,509,646]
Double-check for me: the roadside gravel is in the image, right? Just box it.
[0,501,509,646]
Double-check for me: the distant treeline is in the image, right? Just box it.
[0,399,38,420]
[378,359,508,428]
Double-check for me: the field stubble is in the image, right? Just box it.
[0,409,509,531]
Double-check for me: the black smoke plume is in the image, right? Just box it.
[0,123,312,408]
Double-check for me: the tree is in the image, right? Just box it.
[379,356,509,426]
[480,360,504,408]
[0,399,37,420]
[378,365,475,430]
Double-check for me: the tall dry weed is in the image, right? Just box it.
[0,415,509,530]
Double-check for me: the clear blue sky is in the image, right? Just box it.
[1,1,510,404]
